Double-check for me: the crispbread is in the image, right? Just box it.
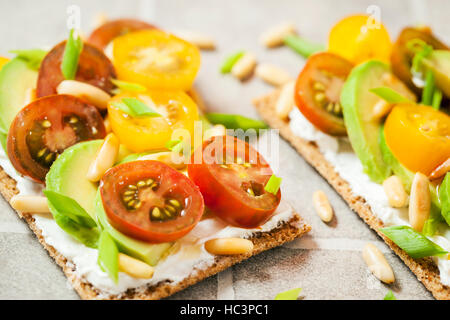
[253,89,450,300]
[0,165,310,300]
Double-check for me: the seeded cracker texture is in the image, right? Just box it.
[253,89,450,300]
[0,165,310,300]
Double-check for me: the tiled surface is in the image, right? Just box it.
[1,0,447,300]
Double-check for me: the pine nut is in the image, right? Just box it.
[10,195,50,213]
[312,190,334,222]
[87,133,120,182]
[118,253,154,279]
[255,63,293,87]
[382,176,408,208]
[275,81,295,120]
[259,22,296,48]
[429,157,450,180]
[204,124,226,141]
[204,238,254,255]
[409,172,431,232]
[372,99,392,120]
[57,80,111,109]
[362,243,395,284]
[139,151,187,170]
[231,52,257,80]
[175,30,216,50]
[187,87,207,113]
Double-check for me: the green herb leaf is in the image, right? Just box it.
[380,225,448,258]
[370,87,412,104]
[265,174,282,195]
[220,51,245,74]
[98,230,119,283]
[110,79,147,94]
[205,113,268,131]
[165,139,182,150]
[274,287,301,300]
[9,49,47,70]
[431,88,442,110]
[53,213,99,248]
[44,190,97,228]
[383,290,396,300]
[421,70,435,106]
[283,34,325,58]
[61,29,84,80]
[112,97,161,118]
[439,173,450,226]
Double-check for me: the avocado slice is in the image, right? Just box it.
[422,50,450,98]
[340,60,416,184]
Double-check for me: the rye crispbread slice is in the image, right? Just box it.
[253,89,450,300]
[0,165,310,300]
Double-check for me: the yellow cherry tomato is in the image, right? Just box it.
[384,103,450,176]
[0,57,9,71]
[328,14,392,64]
[112,30,201,91]
[108,90,199,152]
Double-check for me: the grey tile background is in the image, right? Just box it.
[0,0,448,300]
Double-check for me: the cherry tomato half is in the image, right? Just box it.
[384,103,450,176]
[7,94,106,183]
[391,27,448,94]
[188,135,281,228]
[294,52,353,136]
[87,18,157,50]
[112,30,201,90]
[100,160,204,243]
[36,41,116,98]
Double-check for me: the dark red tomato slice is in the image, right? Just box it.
[100,160,204,243]
[36,41,116,98]
[294,52,353,136]
[391,27,448,94]
[187,135,281,229]
[87,19,157,50]
[7,94,106,183]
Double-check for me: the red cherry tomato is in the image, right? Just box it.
[294,52,353,136]
[100,160,204,243]
[7,94,106,183]
[87,18,157,50]
[36,41,116,98]
[188,135,281,228]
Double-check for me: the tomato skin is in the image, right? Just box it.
[7,94,106,183]
[100,160,204,243]
[188,136,281,228]
[294,52,352,136]
[36,41,116,98]
[87,19,157,50]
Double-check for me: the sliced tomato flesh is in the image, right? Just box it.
[36,41,116,98]
[7,94,106,183]
[294,52,353,136]
[100,160,204,243]
[188,135,281,228]
[87,18,157,50]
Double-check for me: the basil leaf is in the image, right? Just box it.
[220,51,244,74]
[112,98,161,118]
[274,287,301,300]
[380,225,447,258]
[264,174,282,195]
[439,173,450,226]
[383,290,396,300]
[53,213,99,248]
[205,113,268,131]
[110,79,146,94]
[44,190,97,228]
[61,29,83,80]
[283,34,324,58]
[370,87,412,104]
[98,230,119,284]
[9,49,47,70]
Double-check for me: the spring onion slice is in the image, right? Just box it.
[165,139,182,150]
[431,88,442,110]
[110,79,147,94]
[421,70,435,106]
[422,218,439,237]
[274,287,301,300]
[220,51,245,74]
[112,98,161,118]
[283,34,325,58]
[61,29,83,80]
[9,49,47,70]
[205,113,268,131]
[264,174,282,195]
[408,39,433,74]
[383,290,396,300]
[98,230,119,284]
[380,225,447,259]
[370,87,412,104]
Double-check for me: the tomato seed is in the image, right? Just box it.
[42,120,51,128]
[137,180,146,188]
[169,199,181,208]
[151,207,161,219]
[314,92,326,103]
[313,81,325,91]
